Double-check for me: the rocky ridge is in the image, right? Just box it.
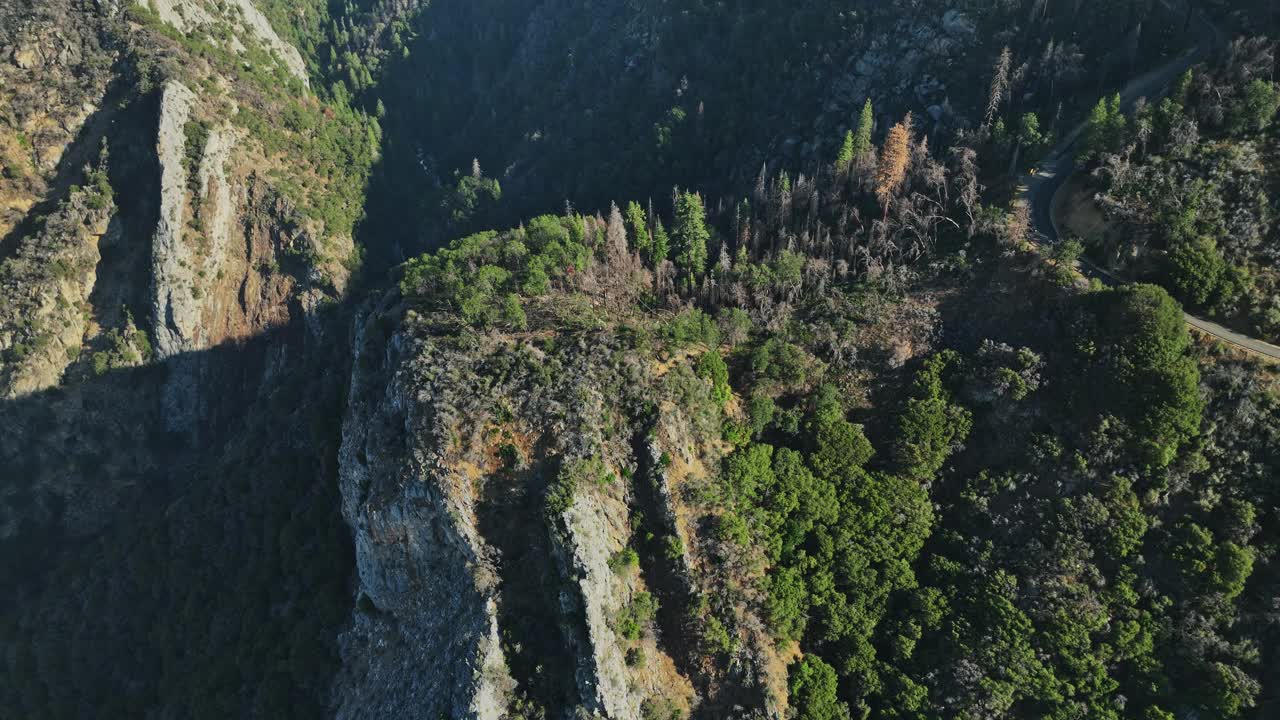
[135,0,309,85]
[334,301,791,718]
[0,0,361,551]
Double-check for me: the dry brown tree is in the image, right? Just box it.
[875,113,914,220]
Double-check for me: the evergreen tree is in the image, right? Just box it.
[1009,112,1044,175]
[1167,234,1225,307]
[789,656,847,720]
[1172,68,1193,104]
[1084,94,1126,158]
[625,201,651,262]
[835,130,856,173]
[854,98,875,160]
[673,191,710,284]
[838,99,875,173]
[1106,93,1127,144]
[653,217,671,264]
[1084,97,1110,157]
[1230,79,1280,135]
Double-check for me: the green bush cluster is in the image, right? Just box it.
[400,215,596,329]
[616,592,659,641]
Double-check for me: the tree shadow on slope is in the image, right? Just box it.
[0,306,354,719]
[475,453,580,716]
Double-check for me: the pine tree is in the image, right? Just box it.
[625,201,650,262]
[673,191,710,285]
[653,217,670,264]
[1084,93,1127,158]
[835,130,856,173]
[1008,112,1043,175]
[1172,68,1193,104]
[1083,98,1110,158]
[1107,93,1126,141]
[875,114,913,217]
[854,99,874,160]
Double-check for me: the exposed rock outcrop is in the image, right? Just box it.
[333,310,756,718]
[557,488,643,720]
[0,187,113,397]
[225,0,308,85]
[135,0,309,86]
[136,0,213,33]
[148,84,321,365]
[150,80,197,358]
[335,312,513,719]
[0,0,114,242]
[196,123,238,267]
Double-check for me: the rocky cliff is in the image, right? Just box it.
[335,304,513,719]
[0,0,371,558]
[334,300,788,718]
[0,0,360,398]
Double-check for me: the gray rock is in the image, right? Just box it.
[558,488,642,720]
[333,314,513,720]
[150,80,198,359]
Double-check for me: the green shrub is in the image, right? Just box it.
[788,655,846,720]
[616,592,659,640]
[663,535,684,562]
[750,338,807,386]
[701,615,735,656]
[545,471,578,517]
[696,350,730,405]
[609,547,640,573]
[721,419,751,446]
[640,698,682,720]
[717,307,753,345]
[1166,235,1225,308]
[662,309,720,348]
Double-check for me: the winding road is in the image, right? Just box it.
[1020,5,1280,361]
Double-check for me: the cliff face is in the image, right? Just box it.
[0,0,367,550]
[148,78,344,361]
[0,0,357,396]
[150,79,198,357]
[0,186,114,397]
[334,303,787,719]
[335,305,512,719]
[0,0,113,244]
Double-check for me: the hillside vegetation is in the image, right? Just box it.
[1078,39,1280,343]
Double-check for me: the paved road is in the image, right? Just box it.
[1020,6,1280,361]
